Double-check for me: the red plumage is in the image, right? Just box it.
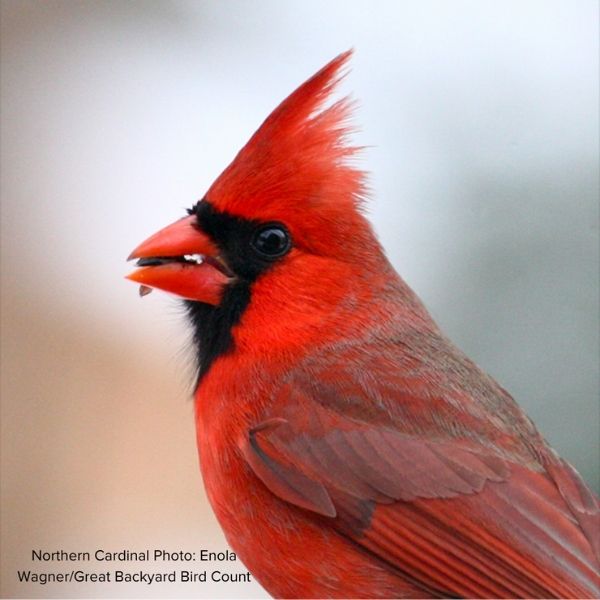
[128,52,600,598]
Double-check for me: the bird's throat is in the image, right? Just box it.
[185,282,251,388]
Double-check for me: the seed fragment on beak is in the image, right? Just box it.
[183,254,204,264]
[139,285,153,297]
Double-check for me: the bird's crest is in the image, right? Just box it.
[206,51,366,224]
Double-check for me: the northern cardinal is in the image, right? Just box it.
[127,52,599,598]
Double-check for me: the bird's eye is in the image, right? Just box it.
[251,223,291,259]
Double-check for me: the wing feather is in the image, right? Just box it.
[241,411,599,597]
[241,339,600,598]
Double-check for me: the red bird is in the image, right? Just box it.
[127,52,599,598]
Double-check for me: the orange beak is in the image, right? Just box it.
[126,215,233,305]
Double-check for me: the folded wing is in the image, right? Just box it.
[240,361,599,598]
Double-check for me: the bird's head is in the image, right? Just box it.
[127,51,391,378]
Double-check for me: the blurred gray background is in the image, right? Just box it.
[1,1,598,598]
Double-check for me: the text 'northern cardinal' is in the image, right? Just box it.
[127,51,599,598]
